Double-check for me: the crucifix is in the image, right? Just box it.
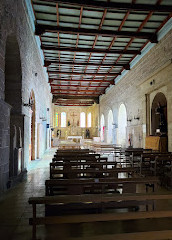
[70,112,78,126]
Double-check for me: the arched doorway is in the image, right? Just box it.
[117,104,127,147]
[30,91,36,160]
[107,110,113,143]
[5,35,22,114]
[151,92,167,136]
[5,34,23,177]
[100,114,105,142]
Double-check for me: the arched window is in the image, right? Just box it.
[107,110,113,143]
[118,104,127,147]
[80,112,86,128]
[61,112,66,127]
[87,113,91,128]
[100,114,105,142]
[55,113,59,127]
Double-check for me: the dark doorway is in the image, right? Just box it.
[5,35,23,177]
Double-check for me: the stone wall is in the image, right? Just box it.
[0,0,52,195]
[100,28,172,150]
[0,99,11,192]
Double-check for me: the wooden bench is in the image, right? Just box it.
[45,176,159,195]
[150,155,172,176]
[67,230,172,240]
[91,144,122,157]
[50,161,118,178]
[52,155,106,164]
[54,153,100,158]
[140,152,172,175]
[29,193,172,240]
[56,148,94,154]
[50,166,138,179]
[124,148,152,167]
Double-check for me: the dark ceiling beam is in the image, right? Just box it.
[35,24,158,43]
[41,45,141,55]
[34,9,168,18]
[44,60,130,70]
[55,104,92,106]
[55,100,95,104]
[53,95,99,104]
[40,0,172,12]
[51,84,107,88]
[48,71,120,76]
[50,78,114,84]
[51,88,104,93]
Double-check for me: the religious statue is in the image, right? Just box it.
[156,102,167,134]
[128,133,133,147]
[86,129,90,139]
[57,129,61,138]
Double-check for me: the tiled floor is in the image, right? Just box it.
[0,148,172,240]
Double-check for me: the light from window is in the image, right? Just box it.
[87,112,91,127]
[80,112,85,128]
[55,113,59,127]
[61,112,66,127]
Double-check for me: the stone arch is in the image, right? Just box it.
[151,92,167,136]
[100,114,105,142]
[5,34,22,113]
[107,109,113,143]
[30,90,36,160]
[5,34,23,177]
[117,103,127,147]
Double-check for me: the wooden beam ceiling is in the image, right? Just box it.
[44,61,130,70]
[35,24,158,43]
[37,0,172,12]
[55,104,93,106]
[52,89,105,93]
[32,0,172,106]
[53,95,99,104]
[41,45,141,55]
[50,79,114,84]
[48,71,120,76]
[51,84,108,88]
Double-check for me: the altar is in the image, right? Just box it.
[52,137,59,147]
[67,136,83,143]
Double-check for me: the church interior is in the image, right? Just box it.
[0,0,172,239]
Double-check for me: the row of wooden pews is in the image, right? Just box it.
[90,143,122,156]
[28,146,172,240]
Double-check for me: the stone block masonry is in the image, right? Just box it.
[100,28,172,150]
[0,0,52,196]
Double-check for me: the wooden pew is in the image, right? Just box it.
[57,144,81,150]
[29,193,172,240]
[45,176,159,195]
[50,166,138,179]
[150,155,172,176]
[67,231,172,240]
[50,161,117,168]
[91,143,122,156]
[50,161,117,179]
[56,148,94,154]
[124,148,152,167]
[54,153,100,158]
[140,152,172,175]
[52,155,106,164]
